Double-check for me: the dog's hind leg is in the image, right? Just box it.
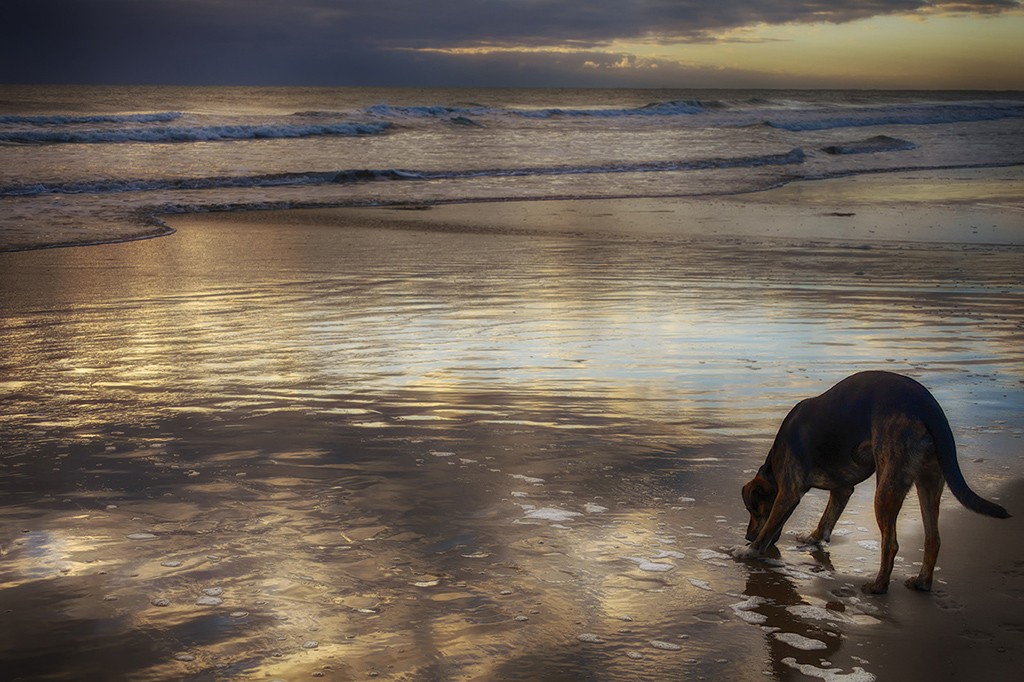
[798,486,854,546]
[863,454,914,594]
[905,462,943,591]
[863,483,910,594]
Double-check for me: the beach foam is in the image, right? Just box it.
[774,632,828,651]
[780,658,876,681]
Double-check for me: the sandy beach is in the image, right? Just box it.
[1,168,1023,680]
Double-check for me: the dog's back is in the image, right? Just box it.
[818,371,1009,519]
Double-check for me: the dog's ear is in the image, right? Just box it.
[743,475,774,507]
[742,476,763,507]
[746,474,767,492]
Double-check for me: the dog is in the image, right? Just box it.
[736,371,1009,594]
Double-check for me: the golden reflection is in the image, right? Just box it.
[1,199,1022,679]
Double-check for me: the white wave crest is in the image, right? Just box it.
[0,121,392,144]
[363,99,716,121]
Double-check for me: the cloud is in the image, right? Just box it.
[0,0,1020,84]
[195,2,1024,48]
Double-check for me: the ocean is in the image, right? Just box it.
[1,85,1023,248]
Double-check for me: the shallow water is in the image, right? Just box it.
[1,203,1022,680]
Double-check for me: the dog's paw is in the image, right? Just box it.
[860,580,889,595]
[904,576,933,592]
[731,545,761,560]
[795,533,825,548]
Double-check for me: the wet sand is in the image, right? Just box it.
[1,172,1023,680]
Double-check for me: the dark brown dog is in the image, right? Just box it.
[737,371,1010,594]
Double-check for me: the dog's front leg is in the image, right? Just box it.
[734,492,801,559]
[797,486,854,546]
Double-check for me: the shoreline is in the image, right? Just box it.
[2,165,1023,253]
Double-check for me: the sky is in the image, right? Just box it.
[2,0,1022,89]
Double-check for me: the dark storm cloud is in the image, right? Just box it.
[1,0,1019,84]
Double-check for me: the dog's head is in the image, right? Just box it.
[741,470,777,543]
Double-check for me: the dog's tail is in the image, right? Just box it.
[926,400,1011,519]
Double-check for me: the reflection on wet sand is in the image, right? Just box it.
[1,201,1022,680]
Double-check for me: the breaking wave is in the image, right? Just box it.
[357,98,1024,132]
[515,100,713,118]
[363,99,718,120]
[0,148,806,198]
[0,121,392,144]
